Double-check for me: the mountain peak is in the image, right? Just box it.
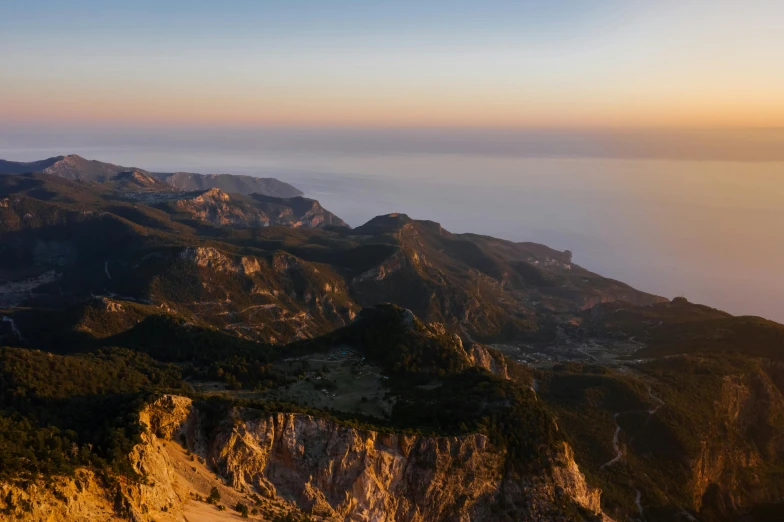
[112,169,166,189]
[353,213,413,235]
[191,187,231,202]
[352,213,448,236]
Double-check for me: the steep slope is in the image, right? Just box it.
[0,156,64,174]
[140,188,347,229]
[0,394,607,522]
[350,214,663,341]
[109,170,174,192]
[26,154,136,181]
[536,355,784,522]
[584,298,784,360]
[165,396,607,521]
[250,193,349,228]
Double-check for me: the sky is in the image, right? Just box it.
[2,0,784,129]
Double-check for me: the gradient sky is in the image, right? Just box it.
[2,0,784,128]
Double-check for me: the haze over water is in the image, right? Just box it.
[3,128,782,323]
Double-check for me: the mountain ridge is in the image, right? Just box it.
[0,154,303,197]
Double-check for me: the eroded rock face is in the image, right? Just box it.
[173,188,271,228]
[150,396,607,522]
[688,369,784,514]
[172,246,358,343]
[468,344,509,379]
[179,246,261,275]
[0,471,122,522]
[165,188,347,229]
[0,395,609,521]
[211,413,503,521]
[0,423,189,522]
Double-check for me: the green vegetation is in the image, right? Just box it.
[345,305,471,382]
[536,354,784,519]
[536,365,655,513]
[0,346,184,479]
[206,487,221,504]
[392,368,561,468]
[586,299,784,360]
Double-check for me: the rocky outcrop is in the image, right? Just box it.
[251,194,349,229]
[0,394,609,522]
[167,246,359,343]
[111,170,173,191]
[0,404,191,522]
[212,413,503,520]
[687,369,784,514]
[469,344,509,379]
[159,188,347,229]
[0,470,124,521]
[173,188,271,227]
[150,395,606,521]
[179,246,261,275]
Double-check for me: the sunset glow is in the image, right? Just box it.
[2,0,784,129]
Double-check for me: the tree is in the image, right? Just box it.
[207,487,221,504]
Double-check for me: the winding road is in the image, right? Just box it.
[600,413,624,469]
[599,386,666,521]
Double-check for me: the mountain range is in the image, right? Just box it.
[0,155,782,522]
[0,154,303,197]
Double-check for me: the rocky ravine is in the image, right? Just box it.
[0,395,614,521]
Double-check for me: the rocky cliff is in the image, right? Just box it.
[687,366,784,517]
[168,395,608,521]
[0,395,611,521]
[157,188,347,229]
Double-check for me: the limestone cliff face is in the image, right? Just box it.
[0,470,123,522]
[170,246,358,343]
[210,412,503,521]
[154,396,606,521]
[179,246,262,275]
[173,188,271,227]
[468,344,509,379]
[167,188,347,229]
[251,195,349,229]
[0,410,190,522]
[687,368,784,514]
[0,395,608,521]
